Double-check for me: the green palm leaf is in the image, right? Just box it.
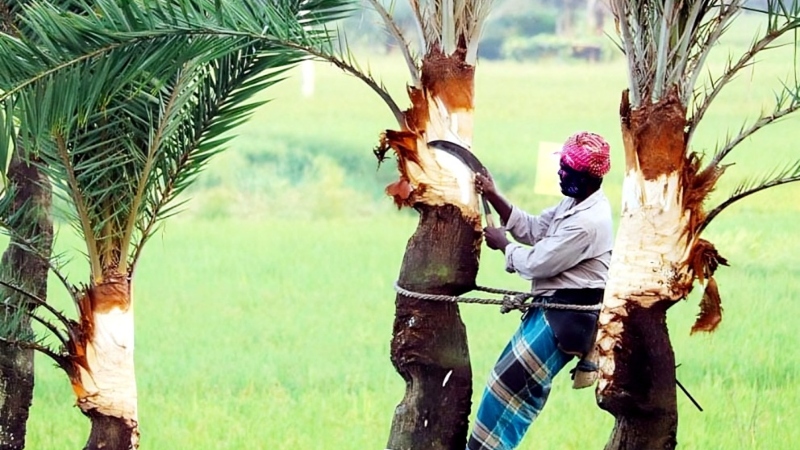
[0,0,354,280]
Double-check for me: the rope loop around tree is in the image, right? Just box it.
[392,282,602,314]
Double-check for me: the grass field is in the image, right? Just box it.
[14,14,800,450]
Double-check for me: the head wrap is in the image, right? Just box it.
[559,131,611,178]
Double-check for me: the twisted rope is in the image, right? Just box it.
[393,281,602,314]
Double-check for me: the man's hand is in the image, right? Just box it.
[474,171,497,198]
[483,226,510,251]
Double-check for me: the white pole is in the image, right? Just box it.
[301,59,315,98]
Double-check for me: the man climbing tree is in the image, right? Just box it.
[467,132,613,450]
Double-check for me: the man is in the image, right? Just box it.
[467,131,614,450]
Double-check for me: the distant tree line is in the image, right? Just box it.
[344,0,612,61]
[345,0,771,62]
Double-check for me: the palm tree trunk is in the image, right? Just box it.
[382,43,482,448]
[0,153,53,450]
[596,90,695,450]
[598,302,678,450]
[596,213,683,449]
[71,276,138,450]
[84,411,137,450]
[1,4,54,448]
[387,203,478,450]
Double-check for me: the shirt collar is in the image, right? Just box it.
[558,189,605,218]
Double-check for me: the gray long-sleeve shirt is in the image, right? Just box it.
[503,189,614,296]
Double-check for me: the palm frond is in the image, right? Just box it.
[366,0,420,86]
[300,40,405,125]
[708,81,800,168]
[0,0,349,99]
[0,280,72,347]
[610,0,744,108]
[406,0,493,62]
[699,159,800,233]
[0,335,68,369]
[0,0,354,277]
[128,45,308,270]
[688,4,800,143]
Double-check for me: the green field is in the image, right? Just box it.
[15,16,800,450]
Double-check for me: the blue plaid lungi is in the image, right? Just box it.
[467,307,573,450]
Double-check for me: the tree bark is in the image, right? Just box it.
[598,302,677,450]
[387,203,479,450]
[0,152,53,450]
[84,410,138,450]
[1,8,53,450]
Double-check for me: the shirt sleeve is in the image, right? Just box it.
[504,204,558,246]
[504,223,594,280]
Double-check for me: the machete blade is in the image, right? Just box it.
[427,140,496,227]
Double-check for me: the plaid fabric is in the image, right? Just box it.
[467,308,573,450]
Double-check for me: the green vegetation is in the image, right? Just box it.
[16,15,800,449]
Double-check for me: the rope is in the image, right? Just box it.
[393,281,602,314]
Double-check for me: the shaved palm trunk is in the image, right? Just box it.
[0,153,53,450]
[70,275,138,450]
[385,49,482,450]
[595,90,712,449]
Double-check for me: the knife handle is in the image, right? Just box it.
[481,195,496,228]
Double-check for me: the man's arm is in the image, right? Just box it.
[505,224,593,279]
[476,171,558,246]
[504,205,558,246]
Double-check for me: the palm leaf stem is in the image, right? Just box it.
[684,1,741,108]
[614,2,642,106]
[0,336,66,368]
[55,133,101,281]
[0,280,74,335]
[710,99,800,166]
[118,67,192,275]
[689,29,784,143]
[670,0,707,87]
[1,300,69,349]
[653,0,674,102]
[365,0,420,87]
[441,0,455,55]
[698,172,800,234]
[288,42,404,126]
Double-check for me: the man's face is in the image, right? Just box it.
[558,160,586,198]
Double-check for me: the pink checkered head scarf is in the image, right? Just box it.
[559,131,611,178]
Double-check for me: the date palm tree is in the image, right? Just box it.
[0,0,349,448]
[300,1,494,447]
[590,1,800,448]
[0,3,54,448]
